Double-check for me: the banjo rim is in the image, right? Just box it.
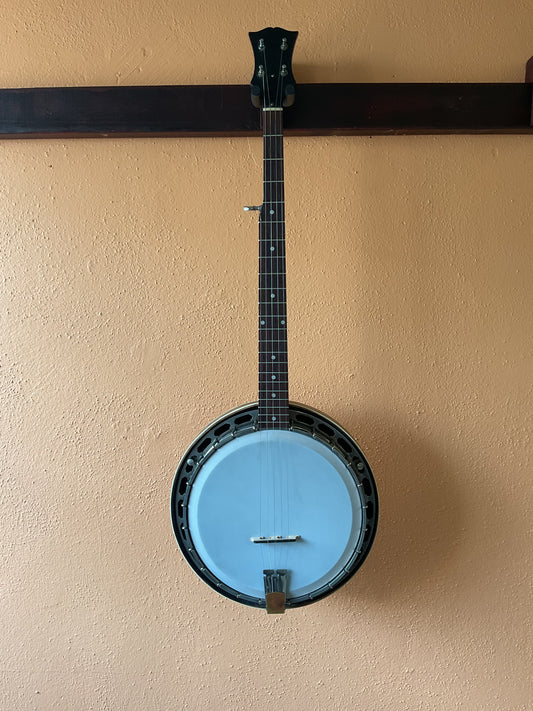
[171,401,378,609]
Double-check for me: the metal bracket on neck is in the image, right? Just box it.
[263,569,288,614]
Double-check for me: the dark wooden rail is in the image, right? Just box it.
[0,82,532,138]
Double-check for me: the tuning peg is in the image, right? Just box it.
[250,84,261,108]
[244,205,262,211]
[283,85,295,107]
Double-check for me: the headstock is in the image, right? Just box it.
[249,27,298,109]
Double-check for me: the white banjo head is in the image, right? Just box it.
[171,403,378,610]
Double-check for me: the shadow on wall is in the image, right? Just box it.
[333,412,467,606]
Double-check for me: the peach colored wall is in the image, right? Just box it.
[1,1,532,709]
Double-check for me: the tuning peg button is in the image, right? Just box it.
[243,205,262,212]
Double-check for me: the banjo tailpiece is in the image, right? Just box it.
[263,569,288,614]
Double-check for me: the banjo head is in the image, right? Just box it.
[171,403,378,609]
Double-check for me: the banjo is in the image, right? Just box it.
[171,27,378,613]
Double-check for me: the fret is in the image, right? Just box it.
[257,418,290,428]
[259,348,288,356]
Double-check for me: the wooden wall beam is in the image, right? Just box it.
[0,82,531,139]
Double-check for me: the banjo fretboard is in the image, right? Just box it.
[258,108,289,429]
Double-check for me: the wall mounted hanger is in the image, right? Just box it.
[1,56,533,139]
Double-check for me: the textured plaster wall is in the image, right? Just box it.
[1,1,532,710]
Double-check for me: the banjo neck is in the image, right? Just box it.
[247,26,297,431]
[258,107,289,430]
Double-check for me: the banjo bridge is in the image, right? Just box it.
[251,535,301,543]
